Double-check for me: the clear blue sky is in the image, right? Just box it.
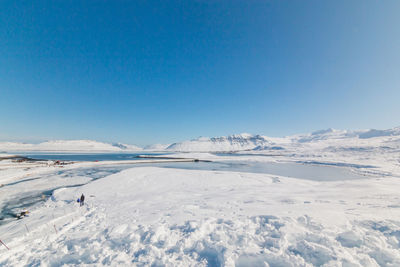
[1,1,399,146]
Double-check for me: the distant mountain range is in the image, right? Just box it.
[1,127,399,152]
[0,140,142,152]
[164,127,400,152]
[165,134,272,152]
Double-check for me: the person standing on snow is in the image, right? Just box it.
[80,193,85,206]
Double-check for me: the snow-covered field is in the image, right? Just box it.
[0,127,400,266]
[1,166,399,266]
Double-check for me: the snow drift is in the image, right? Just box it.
[1,167,400,266]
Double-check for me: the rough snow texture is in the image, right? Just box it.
[1,167,400,266]
[0,140,142,152]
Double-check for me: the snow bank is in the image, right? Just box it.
[0,153,16,159]
[1,167,400,266]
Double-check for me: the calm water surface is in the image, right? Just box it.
[18,152,169,161]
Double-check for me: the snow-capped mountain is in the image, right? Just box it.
[164,127,400,152]
[111,142,143,151]
[166,134,272,152]
[293,128,358,143]
[1,127,399,153]
[357,127,400,139]
[144,144,171,151]
[0,140,142,152]
[292,127,400,143]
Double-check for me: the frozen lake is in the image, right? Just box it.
[19,152,370,181]
[0,154,372,225]
[154,160,369,181]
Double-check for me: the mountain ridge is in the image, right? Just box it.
[1,126,399,152]
[0,139,142,152]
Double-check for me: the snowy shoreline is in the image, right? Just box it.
[0,129,400,266]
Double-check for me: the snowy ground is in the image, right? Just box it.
[0,166,399,266]
[0,134,399,266]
